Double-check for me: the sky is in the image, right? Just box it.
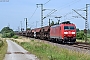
[0,0,90,31]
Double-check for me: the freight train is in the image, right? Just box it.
[17,21,76,43]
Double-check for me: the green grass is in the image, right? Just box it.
[76,38,90,43]
[12,35,18,39]
[0,40,7,60]
[15,39,90,60]
[76,39,85,42]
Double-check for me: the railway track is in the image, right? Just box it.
[31,38,90,51]
[71,42,90,50]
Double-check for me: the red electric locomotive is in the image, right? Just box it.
[50,21,76,43]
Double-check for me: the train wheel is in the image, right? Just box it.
[62,40,65,44]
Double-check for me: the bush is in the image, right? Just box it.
[12,35,18,39]
[76,31,85,40]
[2,33,7,38]
[1,31,15,38]
[1,27,15,38]
[0,40,3,47]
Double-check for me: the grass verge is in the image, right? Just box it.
[0,40,7,60]
[76,38,90,43]
[14,39,90,60]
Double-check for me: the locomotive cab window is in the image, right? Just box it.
[64,26,75,30]
[64,26,69,30]
[70,26,75,30]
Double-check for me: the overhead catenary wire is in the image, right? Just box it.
[28,7,38,21]
[62,4,89,20]
[28,0,88,28]
[44,9,57,19]
[44,0,51,5]
[63,6,86,18]
[55,0,82,15]
[63,4,89,19]
[63,10,86,20]
[63,8,84,18]
[66,14,81,20]
[57,0,82,12]
[54,0,82,21]
[76,7,86,11]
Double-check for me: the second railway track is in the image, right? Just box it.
[71,43,90,50]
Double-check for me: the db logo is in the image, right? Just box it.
[68,31,71,34]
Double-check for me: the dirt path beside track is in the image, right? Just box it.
[4,40,39,60]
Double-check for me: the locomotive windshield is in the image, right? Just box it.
[64,26,75,30]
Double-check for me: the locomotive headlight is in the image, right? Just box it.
[72,32,75,34]
[64,32,68,34]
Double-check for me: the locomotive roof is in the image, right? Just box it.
[51,23,75,28]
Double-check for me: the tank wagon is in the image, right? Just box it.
[18,21,76,43]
